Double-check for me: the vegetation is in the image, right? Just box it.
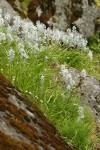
[21,0,31,13]
[88,33,100,53]
[0,8,100,150]
[95,0,100,7]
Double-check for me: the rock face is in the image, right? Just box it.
[27,0,56,27]
[54,0,100,37]
[0,0,17,16]
[0,72,78,150]
[6,0,26,18]
[6,0,100,37]
[67,68,100,120]
[27,0,100,36]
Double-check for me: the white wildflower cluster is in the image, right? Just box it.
[62,26,88,50]
[61,65,75,90]
[8,48,15,63]
[88,50,93,60]
[45,56,49,61]
[19,48,28,59]
[18,43,28,59]
[0,8,90,62]
[51,26,88,50]
[4,13,11,23]
[77,106,84,122]
[0,9,88,49]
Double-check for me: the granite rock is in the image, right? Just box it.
[67,68,100,120]
[0,0,17,16]
[5,0,100,37]
[54,0,100,37]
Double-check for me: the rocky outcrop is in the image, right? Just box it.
[0,0,17,16]
[73,0,100,37]
[0,72,78,150]
[26,0,100,36]
[5,0,100,37]
[65,68,100,120]
[54,0,100,37]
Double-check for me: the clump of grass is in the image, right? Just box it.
[88,32,100,79]
[21,0,31,13]
[0,9,99,149]
[94,0,100,7]
[88,33,100,53]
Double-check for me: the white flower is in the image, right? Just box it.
[36,6,43,17]
[67,85,71,90]
[33,43,39,51]
[36,21,46,32]
[29,91,32,95]
[45,56,49,61]
[18,42,24,49]
[19,48,28,59]
[40,99,43,103]
[7,31,13,42]
[80,69,87,78]
[61,65,75,90]
[88,50,93,60]
[47,18,53,26]
[8,48,15,62]
[0,16,4,26]
[4,13,11,23]
[13,16,22,31]
[7,26,12,33]
[0,32,6,43]
[12,76,15,81]
[40,75,45,82]
[77,106,84,122]
[52,29,62,42]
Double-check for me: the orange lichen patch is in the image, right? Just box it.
[0,72,78,150]
[0,130,37,150]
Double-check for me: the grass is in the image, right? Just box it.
[0,42,97,150]
[21,0,31,13]
[88,33,100,53]
[95,0,100,7]
[88,32,100,79]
